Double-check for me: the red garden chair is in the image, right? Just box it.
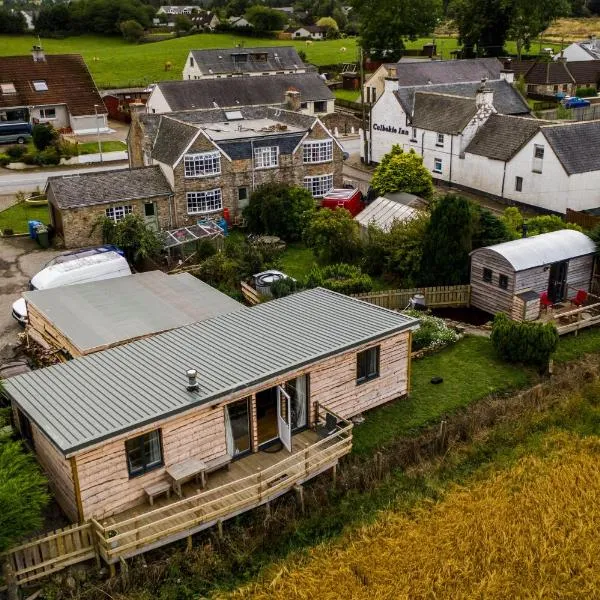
[540,291,553,311]
[569,289,588,307]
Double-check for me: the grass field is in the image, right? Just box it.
[76,140,127,154]
[0,203,49,234]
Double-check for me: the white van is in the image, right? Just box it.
[12,251,131,324]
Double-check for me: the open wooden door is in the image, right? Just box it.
[277,385,292,452]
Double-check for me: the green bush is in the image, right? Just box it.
[6,145,27,160]
[490,313,558,367]
[401,309,458,351]
[270,277,302,298]
[37,146,60,165]
[575,86,597,98]
[0,154,9,167]
[21,152,38,165]
[32,123,58,151]
[305,263,373,295]
[304,208,363,264]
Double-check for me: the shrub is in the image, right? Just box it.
[21,152,38,165]
[490,313,558,367]
[6,145,27,160]
[196,239,218,261]
[0,154,9,167]
[120,19,145,43]
[32,123,58,151]
[271,277,302,298]
[196,252,240,291]
[305,263,373,295]
[304,208,362,264]
[37,146,60,165]
[401,309,458,351]
[575,86,597,97]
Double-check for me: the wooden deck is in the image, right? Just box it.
[92,412,353,564]
[538,296,600,335]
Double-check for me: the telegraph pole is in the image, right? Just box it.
[359,47,369,164]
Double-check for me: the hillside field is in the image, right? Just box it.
[0,33,561,89]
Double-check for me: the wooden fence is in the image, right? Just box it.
[3,523,97,588]
[566,208,600,230]
[351,285,471,310]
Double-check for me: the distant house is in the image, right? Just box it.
[470,230,596,320]
[228,15,252,28]
[101,87,152,122]
[0,46,107,134]
[157,5,197,14]
[511,59,600,96]
[147,72,334,115]
[285,25,326,40]
[24,271,243,358]
[183,46,307,80]
[559,37,600,62]
[192,10,219,30]
[46,166,173,248]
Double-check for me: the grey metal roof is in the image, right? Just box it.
[395,58,502,87]
[23,271,243,355]
[4,288,419,456]
[355,195,422,231]
[395,79,530,116]
[411,92,478,134]
[46,166,172,209]
[156,72,332,112]
[190,46,305,75]
[473,230,596,271]
[465,114,541,161]
[541,121,600,175]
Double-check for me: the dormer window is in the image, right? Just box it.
[32,80,48,92]
[0,83,16,94]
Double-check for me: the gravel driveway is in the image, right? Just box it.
[0,237,63,358]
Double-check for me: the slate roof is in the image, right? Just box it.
[151,117,200,166]
[411,92,478,134]
[46,166,172,209]
[156,72,332,111]
[465,114,541,161]
[190,46,305,75]
[395,58,503,87]
[510,59,600,85]
[0,53,105,116]
[395,79,529,117]
[542,120,600,174]
[4,287,419,455]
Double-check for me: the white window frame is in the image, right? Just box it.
[433,158,443,174]
[436,133,444,146]
[39,107,56,120]
[534,144,544,160]
[32,80,48,92]
[303,174,333,198]
[254,146,279,169]
[303,140,333,164]
[105,205,132,223]
[184,151,221,177]
[186,188,223,214]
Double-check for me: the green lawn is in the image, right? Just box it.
[0,203,49,235]
[334,88,361,102]
[554,328,600,363]
[280,242,317,280]
[352,336,533,455]
[76,140,127,154]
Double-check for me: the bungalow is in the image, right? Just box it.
[0,46,108,134]
[470,230,596,320]
[227,15,252,28]
[285,25,327,40]
[5,288,419,559]
[559,37,600,62]
[182,46,307,80]
[146,72,334,115]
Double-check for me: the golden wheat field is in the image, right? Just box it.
[225,432,600,600]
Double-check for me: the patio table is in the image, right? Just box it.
[166,457,207,497]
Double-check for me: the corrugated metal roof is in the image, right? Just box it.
[5,288,419,456]
[24,271,243,354]
[355,196,421,231]
[474,230,596,271]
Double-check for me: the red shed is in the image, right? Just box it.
[321,188,363,217]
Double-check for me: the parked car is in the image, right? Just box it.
[562,97,591,108]
[0,121,32,145]
[12,250,131,325]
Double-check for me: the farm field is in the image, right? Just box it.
[230,431,600,599]
[0,33,562,89]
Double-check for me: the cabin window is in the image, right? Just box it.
[126,430,163,477]
[499,274,509,290]
[515,176,523,192]
[483,268,493,283]
[356,346,380,384]
[436,133,444,146]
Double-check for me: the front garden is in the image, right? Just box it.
[0,202,49,236]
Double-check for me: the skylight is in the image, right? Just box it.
[33,80,48,92]
[0,83,16,94]
[225,110,244,121]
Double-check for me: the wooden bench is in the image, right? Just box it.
[205,453,232,475]
[144,480,172,506]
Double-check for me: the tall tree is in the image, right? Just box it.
[350,0,441,60]
[244,5,286,30]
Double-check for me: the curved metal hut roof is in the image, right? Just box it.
[473,229,596,272]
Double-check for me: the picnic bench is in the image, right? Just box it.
[205,453,232,475]
[143,480,171,506]
[167,457,207,497]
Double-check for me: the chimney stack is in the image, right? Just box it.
[186,369,199,391]
[32,44,45,62]
[285,88,301,111]
[500,58,515,84]
[383,76,398,93]
[475,78,494,108]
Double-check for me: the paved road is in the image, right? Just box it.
[0,162,128,194]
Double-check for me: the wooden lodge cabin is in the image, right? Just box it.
[23,271,243,359]
[4,288,419,563]
[469,229,596,321]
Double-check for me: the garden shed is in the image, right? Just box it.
[470,229,596,321]
[354,192,425,236]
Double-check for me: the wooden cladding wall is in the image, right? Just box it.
[470,249,515,316]
[75,406,226,520]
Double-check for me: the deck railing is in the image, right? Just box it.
[93,406,353,562]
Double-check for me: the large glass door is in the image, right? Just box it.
[225,398,251,457]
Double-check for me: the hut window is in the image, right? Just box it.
[126,430,163,477]
[357,346,380,384]
[483,268,493,283]
[499,274,509,289]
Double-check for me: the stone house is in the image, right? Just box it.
[46,166,173,248]
[511,59,600,96]
[129,105,344,225]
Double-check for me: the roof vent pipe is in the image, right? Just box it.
[186,369,199,391]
